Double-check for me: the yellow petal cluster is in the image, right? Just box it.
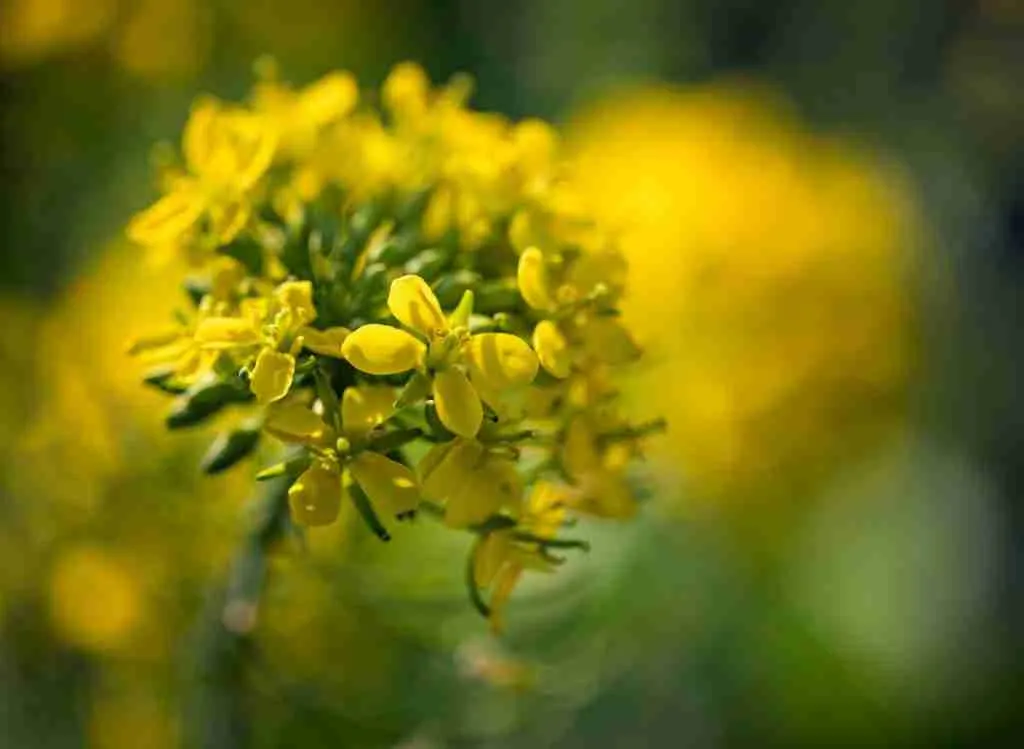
[125,62,659,630]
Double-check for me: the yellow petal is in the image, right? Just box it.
[563,417,600,479]
[473,532,513,588]
[274,280,317,328]
[250,349,295,404]
[421,184,454,243]
[572,472,636,519]
[182,97,220,177]
[341,325,424,375]
[583,318,641,365]
[488,563,524,634]
[433,368,482,439]
[297,71,358,127]
[194,317,262,349]
[382,61,429,120]
[341,386,395,438]
[420,439,519,528]
[208,198,251,244]
[298,326,349,358]
[516,247,555,311]
[288,465,341,526]
[225,111,278,190]
[455,457,522,526]
[126,187,205,247]
[532,320,572,378]
[387,275,447,338]
[264,402,328,444]
[525,481,569,537]
[186,98,277,191]
[465,333,539,392]
[419,439,481,501]
[349,452,419,517]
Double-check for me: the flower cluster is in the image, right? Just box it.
[127,62,661,629]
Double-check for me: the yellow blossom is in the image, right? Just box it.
[342,274,538,437]
[419,437,523,527]
[127,97,277,253]
[264,386,418,527]
[194,280,349,404]
[470,481,570,631]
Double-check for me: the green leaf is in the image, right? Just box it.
[201,426,261,475]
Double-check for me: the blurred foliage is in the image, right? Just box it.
[0,0,1022,747]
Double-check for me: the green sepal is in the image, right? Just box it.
[394,371,431,409]
[465,538,491,619]
[448,289,474,329]
[347,481,391,542]
[312,366,342,433]
[469,514,518,534]
[166,378,251,429]
[143,366,188,395]
[182,276,210,307]
[597,418,668,449]
[255,454,311,482]
[201,426,261,475]
[366,428,423,454]
[511,532,590,552]
[424,401,456,441]
[219,236,264,276]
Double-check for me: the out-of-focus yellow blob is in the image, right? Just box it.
[569,84,921,509]
[89,690,177,749]
[49,546,142,652]
[0,0,115,67]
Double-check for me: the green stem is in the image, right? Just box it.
[188,472,293,749]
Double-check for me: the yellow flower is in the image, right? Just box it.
[418,437,522,527]
[251,62,358,163]
[516,246,638,379]
[470,481,569,631]
[194,280,349,404]
[49,546,142,653]
[342,274,538,437]
[569,84,918,504]
[264,386,418,528]
[127,97,277,252]
[560,415,636,519]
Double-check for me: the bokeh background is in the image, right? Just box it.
[1,0,1022,747]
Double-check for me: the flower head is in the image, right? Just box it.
[342,274,538,438]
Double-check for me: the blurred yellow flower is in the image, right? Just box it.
[569,84,921,507]
[127,97,277,254]
[0,0,210,79]
[49,546,142,652]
